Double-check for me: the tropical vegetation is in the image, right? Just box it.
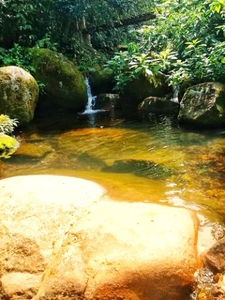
[106,0,225,92]
[0,0,224,91]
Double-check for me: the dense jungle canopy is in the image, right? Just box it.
[0,0,224,88]
[0,0,156,49]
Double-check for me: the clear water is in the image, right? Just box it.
[1,111,225,252]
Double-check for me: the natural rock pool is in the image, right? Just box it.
[1,110,225,252]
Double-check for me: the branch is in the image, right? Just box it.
[83,12,156,33]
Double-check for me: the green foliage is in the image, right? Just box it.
[0,44,35,73]
[1,0,224,89]
[34,34,58,51]
[0,0,155,49]
[0,115,19,159]
[106,0,225,91]
[105,44,178,91]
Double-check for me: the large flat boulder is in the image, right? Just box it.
[0,175,199,300]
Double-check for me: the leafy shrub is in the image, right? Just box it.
[0,44,35,73]
[105,0,225,92]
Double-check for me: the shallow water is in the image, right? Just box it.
[1,111,225,251]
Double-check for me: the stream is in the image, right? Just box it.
[2,110,225,245]
[1,106,225,299]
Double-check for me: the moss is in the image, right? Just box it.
[0,66,39,125]
[28,48,87,110]
[121,75,170,105]
[89,68,114,95]
[215,84,225,114]
[0,133,19,159]
[179,82,225,128]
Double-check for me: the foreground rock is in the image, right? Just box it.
[0,66,39,125]
[0,175,199,300]
[178,82,225,128]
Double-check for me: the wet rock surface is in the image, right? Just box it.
[178,82,225,128]
[0,175,199,300]
[205,236,225,273]
[0,66,39,125]
[190,268,225,300]
[138,96,180,119]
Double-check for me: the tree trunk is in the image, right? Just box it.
[80,16,92,46]
[84,12,156,33]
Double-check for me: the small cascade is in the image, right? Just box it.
[83,77,96,113]
[81,77,104,115]
[171,85,180,103]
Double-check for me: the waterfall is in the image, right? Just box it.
[171,85,180,103]
[81,77,105,116]
[82,77,97,114]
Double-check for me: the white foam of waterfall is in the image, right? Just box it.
[171,85,180,103]
[83,77,96,113]
[81,77,104,115]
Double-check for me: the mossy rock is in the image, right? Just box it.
[0,133,19,159]
[121,74,170,106]
[89,68,114,95]
[28,48,87,110]
[0,66,39,125]
[178,82,225,128]
[138,96,180,119]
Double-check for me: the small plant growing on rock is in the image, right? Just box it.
[0,114,19,159]
[0,114,18,135]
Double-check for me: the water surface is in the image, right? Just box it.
[2,111,225,250]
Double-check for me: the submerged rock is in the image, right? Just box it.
[102,159,174,179]
[0,175,199,300]
[178,82,225,128]
[0,66,39,125]
[13,141,53,159]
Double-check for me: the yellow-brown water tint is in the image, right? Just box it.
[57,127,148,163]
[1,121,225,223]
[2,118,225,299]
[14,142,53,158]
[0,166,168,203]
